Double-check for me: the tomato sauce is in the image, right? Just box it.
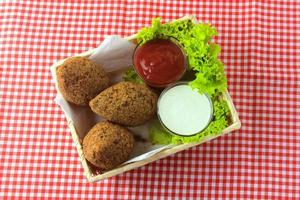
[133,39,186,87]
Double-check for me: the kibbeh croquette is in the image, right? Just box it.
[89,82,158,126]
[57,57,109,106]
[83,122,134,170]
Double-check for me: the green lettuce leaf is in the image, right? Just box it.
[149,120,172,144]
[136,18,230,144]
[123,68,144,84]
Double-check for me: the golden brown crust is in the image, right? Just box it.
[57,57,109,106]
[89,82,158,126]
[82,122,134,170]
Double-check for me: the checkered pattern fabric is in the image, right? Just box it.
[1,0,299,199]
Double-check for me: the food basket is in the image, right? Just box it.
[50,18,241,182]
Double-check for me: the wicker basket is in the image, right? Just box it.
[50,20,241,182]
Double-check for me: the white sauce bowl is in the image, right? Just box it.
[157,82,213,136]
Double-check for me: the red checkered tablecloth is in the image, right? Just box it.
[1,0,299,199]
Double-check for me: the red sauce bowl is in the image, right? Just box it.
[133,38,187,88]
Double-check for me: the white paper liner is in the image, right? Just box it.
[89,35,136,72]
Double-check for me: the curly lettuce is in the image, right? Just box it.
[123,68,144,84]
[133,17,230,144]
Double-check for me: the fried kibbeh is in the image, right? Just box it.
[89,82,158,126]
[83,122,134,170]
[57,57,109,106]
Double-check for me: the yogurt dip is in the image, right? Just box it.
[157,82,213,136]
